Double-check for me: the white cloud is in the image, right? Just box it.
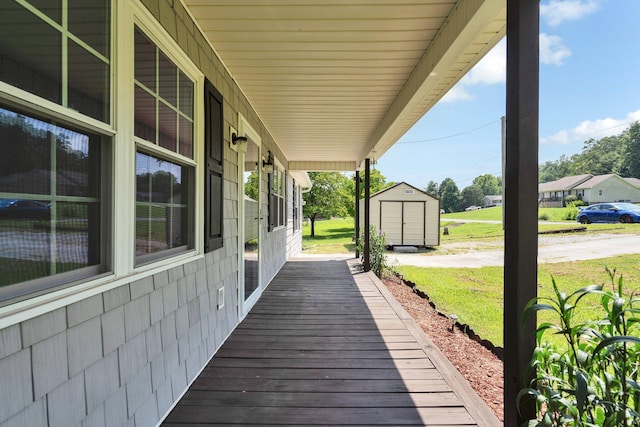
[541,109,640,145]
[462,39,506,86]
[440,85,474,103]
[440,40,506,103]
[540,0,601,27]
[539,33,572,65]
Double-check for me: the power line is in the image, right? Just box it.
[397,118,502,144]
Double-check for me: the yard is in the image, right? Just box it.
[303,214,640,348]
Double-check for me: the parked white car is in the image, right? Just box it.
[465,205,482,211]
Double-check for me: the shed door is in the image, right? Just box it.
[379,201,425,246]
[380,202,402,246]
[402,202,425,246]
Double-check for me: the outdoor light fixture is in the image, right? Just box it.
[231,133,248,145]
[262,150,274,173]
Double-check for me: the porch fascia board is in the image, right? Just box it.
[360,0,506,161]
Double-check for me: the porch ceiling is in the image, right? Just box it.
[183,0,505,171]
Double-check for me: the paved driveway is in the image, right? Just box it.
[388,233,640,268]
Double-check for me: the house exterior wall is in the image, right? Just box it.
[583,177,640,204]
[0,1,303,426]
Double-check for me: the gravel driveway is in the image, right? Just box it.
[388,233,640,268]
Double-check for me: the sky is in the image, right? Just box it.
[376,0,640,190]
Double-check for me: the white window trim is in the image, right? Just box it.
[272,158,286,231]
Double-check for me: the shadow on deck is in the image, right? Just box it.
[161,257,500,426]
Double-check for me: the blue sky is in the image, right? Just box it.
[377,0,640,190]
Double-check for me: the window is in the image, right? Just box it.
[292,180,300,231]
[269,165,285,231]
[0,1,111,122]
[134,26,195,263]
[598,189,603,196]
[0,105,109,301]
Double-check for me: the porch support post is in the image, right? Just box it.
[355,171,361,258]
[363,159,371,271]
[504,0,539,424]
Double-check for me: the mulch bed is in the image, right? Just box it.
[381,273,504,422]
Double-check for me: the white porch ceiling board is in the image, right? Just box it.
[183,0,505,170]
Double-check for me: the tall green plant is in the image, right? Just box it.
[357,225,388,278]
[519,269,640,426]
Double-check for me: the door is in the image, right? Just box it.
[380,202,402,246]
[239,138,261,315]
[380,201,425,246]
[402,202,425,246]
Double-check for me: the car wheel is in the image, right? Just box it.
[579,216,591,224]
[620,215,632,223]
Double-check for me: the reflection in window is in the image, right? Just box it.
[135,152,192,262]
[0,106,106,293]
[0,1,110,122]
[134,27,193,158]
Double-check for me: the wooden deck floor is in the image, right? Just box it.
[162,258,500,426]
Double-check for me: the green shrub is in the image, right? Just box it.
[519,269,640,426]
[539,213,550,221]
[357,225,389,278]
[564,201,579,221]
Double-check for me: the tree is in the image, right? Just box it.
[345,169,393,217]
[472,174,501,196]
[621,122,640,177]
[303,172,350,237]
[572,135,624,176]
[539,155,575,183]
[461,185,484,208]
[243,171,259,200]
[438,178,461,213]
[425,180,439,198]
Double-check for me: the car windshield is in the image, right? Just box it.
[613,203,640,212]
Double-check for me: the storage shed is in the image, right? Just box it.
[360,182,440,247]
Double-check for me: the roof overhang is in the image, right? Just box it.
[183,0,505,171]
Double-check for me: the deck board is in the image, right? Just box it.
[161,258,499,426]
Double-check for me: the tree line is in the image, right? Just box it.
[539,121,640,182]
[301,121,640,230]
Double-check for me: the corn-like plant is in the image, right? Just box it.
[356,225,388,278]
[519,268,640,426]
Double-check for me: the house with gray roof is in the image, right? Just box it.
[539,174,640,207]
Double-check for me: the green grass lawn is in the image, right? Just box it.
[396,255,640,348]
[302,217,356,253]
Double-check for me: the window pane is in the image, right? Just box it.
[178,115,193,158]
[179,72,193,119]
[136,152,191,259]
[68,0,110,56]
[158,52,177,107]
[0,106,106,290]
[158,102,177,152]
[134,28,156,91]
[135,26,193,158]
[135,86,156,143]
[68,40,109,121]
[0,5,62,104]
[26,0,62,23]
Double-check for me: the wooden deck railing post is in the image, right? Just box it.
[363,159,371,271]
[355,171,361,258]
[504,0,539,424]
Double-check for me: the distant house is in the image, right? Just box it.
[483,195,502,207]
[538,174,640,207]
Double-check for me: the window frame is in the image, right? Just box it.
[268,159,286,231]
[132,21,201,266]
